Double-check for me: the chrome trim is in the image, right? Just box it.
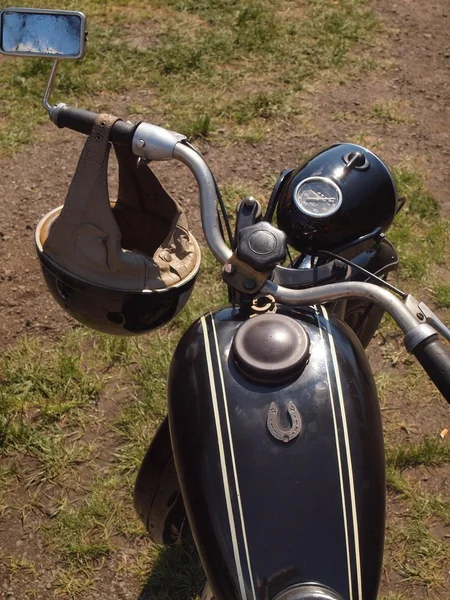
[43,60,60,114]
[260,280,420,334]
[48,102,67,124]
[293,176,343,218]
[173,143,233,264]
[132,122,186,161]
[404,324,438,353]
[0,8,86,59]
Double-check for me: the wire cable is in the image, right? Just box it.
[315,249,407,299]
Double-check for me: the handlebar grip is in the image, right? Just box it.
[55,105,138,146]
[411,337,450,403]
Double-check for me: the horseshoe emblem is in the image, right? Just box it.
[267,401,302,443]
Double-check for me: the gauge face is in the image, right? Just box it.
[293,177,342,218]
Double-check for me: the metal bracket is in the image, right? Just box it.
[136,157,150,168]
[222,253,271,295]
[404,323,438,353]
[42,59,60,117]
[405,295,450,343]
[418,301,450,343]
[250,294,277,318]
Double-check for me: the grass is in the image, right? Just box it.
[374,166,450,594]
[387,438,450,471]
[370,100,412,125]
[0,0,378,153]
[386,515,448,588]
[175,113,213,140]
[384,448,450,591]
[434,284,450,308]
[0,333,102,480]
[0,248,225,594]
[138,536,205,600]
[0,170,449,597]
[388,166,448,284]
[363,161,450,594]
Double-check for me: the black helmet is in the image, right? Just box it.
[276,143,398,252]
[35,114,201,335]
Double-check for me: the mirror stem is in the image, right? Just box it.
[43,60,60,115]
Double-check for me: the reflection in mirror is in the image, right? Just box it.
[0,8,86,58]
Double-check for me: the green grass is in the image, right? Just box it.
[368,166,450,593]
[0,250,224,594]
[389,166,448,283]
[0,0,378,153]
[386,515,448,588]
[434,284,450,308]
[0,333,101,456]
[2,170,448,595]
[384,444,450,591]
[138,536,205,600]
[175,113,213,140]
[387,438,450,470]
[370,100,411,125]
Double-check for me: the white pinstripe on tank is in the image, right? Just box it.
[200,314,248,599]
[210,315,257,600]
[315,306,354,600]
[321,305,362,598]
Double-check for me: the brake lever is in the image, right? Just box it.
[405,296,450,343]
[418,302,450,343]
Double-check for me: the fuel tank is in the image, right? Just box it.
[168,305,385,600]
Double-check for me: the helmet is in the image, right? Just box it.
[35,114,201,335]
[276,143,398,252]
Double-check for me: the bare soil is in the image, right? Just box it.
[1,0,450,598]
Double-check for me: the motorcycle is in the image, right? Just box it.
[1,7,449,600]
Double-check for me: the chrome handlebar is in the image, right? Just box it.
[132,124,450,350]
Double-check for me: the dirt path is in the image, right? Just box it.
[1,1,450,599]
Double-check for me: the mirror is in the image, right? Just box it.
[0,8,86,59]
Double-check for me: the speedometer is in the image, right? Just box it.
[294,176,342,218]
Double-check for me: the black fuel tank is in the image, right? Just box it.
[168,306,385,600]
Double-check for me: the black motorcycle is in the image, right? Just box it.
[2,8,449,600]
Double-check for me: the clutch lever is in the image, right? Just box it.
[405,296,450,343]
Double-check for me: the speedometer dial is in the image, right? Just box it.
[294,177,342,218]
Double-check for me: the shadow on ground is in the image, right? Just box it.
[139,534,205,600]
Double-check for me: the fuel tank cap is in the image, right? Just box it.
[273,583,344,600]
[231,313,310,384]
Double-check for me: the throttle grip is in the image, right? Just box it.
[54,105,138,145]
[411,336,450,403]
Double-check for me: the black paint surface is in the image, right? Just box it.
[168,306,385,600]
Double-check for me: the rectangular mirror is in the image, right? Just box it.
[0,7,86,59]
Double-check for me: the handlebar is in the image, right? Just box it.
[54,105,139,145]
[412,337,450,403]
[52,105,450,401]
